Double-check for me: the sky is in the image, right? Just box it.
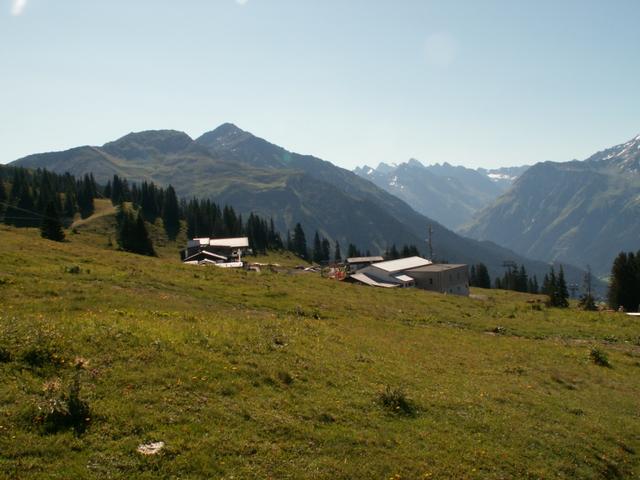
[1,0,639,170]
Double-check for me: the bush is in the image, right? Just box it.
[0,346,12,363]
[35,362,90,435]
[277,370,294,385]
[20,346,63,369]
[590,348,611,368]
[378,385,416,417]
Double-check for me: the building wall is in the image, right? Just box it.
[411,265,469,296]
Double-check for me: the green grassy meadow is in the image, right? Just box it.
[0,210,639,479]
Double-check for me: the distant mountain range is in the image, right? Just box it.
[462,133,640,277]
[354,161,528,230]
[11,124,593,287]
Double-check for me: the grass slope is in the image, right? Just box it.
[0,218,639,479]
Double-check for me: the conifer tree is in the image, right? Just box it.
[608,252,640,311]
[76,175,95,218]
[473,263,491,289]
[40,201,65,242]
[292,223,308,260]
[555,266,569,308]
[321,238,331,263]
[347,243,360,258]
[8,179,39,227]
[162,185,180,240]
[312,231,323,263]
[116,207,155,256]
[62,190,77,222]
[110,175,124,205]
[0,180,6,222]
[334,241,342,262]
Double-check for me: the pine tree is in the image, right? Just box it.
[103,180,112,199]
[292,223,308,260]
[8,179,39,227]
[515,265,528,292]
[77,175,95,218]
[0,180,6,222]
[62,190,77,222]
[546,267,558,306]
[334,241,342,262]
[321,238,331,263]
[474,263,491,289]
[469,265,477,286]
[116,207,155,256]
[347,243,359,258]
[111,175,124,205]
[555,265,569,308]
[312,231,323,263]
[40,201,65,242]
[162,185,180,240]
[608,252,640,311]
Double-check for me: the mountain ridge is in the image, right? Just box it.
[353,160,527,230]
[11,124,594,288]
[462,133,640,276]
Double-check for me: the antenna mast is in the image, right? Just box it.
[427,225,434,261]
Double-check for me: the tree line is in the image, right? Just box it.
[0,166,97,242]
[608,251,640,312]
[0,167,390,263]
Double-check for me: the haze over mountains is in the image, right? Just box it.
[354,161,528,230]
[462,133,640,277]
[10,123,592,287]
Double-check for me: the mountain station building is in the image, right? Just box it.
[180,237,249,267]
[346,256,469,296]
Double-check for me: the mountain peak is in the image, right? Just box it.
[211,122,245,136]
[195,123,254,150]
[101,130,194,160]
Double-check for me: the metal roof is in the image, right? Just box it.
[209,237,249,248]
[187,238,210,248]
[350,273,399,288]
[407,263,466,273]
[394,274,415,283]
[187,237,249,248]
[346,256,384,264]
[370,256,431,273]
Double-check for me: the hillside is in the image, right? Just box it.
[10,126,591,287]
[353,160,521,230]
[462,134,640,277]
[1,221,639,479]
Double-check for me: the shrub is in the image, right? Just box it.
[35,362,90,435]
[590,348,611,368]
[0,346,12,363]
[277,370,294,385]
[20,346,63,369]
[378,385,416,417]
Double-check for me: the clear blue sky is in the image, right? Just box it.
[1,0,639,169]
